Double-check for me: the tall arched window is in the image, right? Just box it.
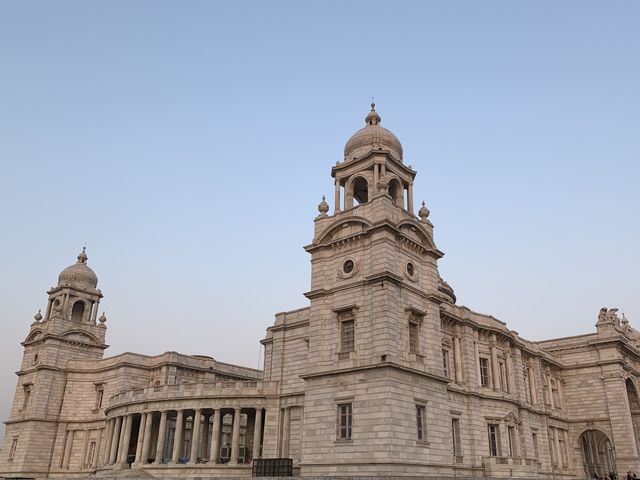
[71,301,85,322]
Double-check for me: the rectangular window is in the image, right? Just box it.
[549,428,557,465]
[488,424,500,457]
[559,430,568,466]
[416,405,426,441]
[95,384,104,409]
[9,437,18,461]
[337,403,352,440]
[340,319,355,352]
[21,385,32,412]
[409,322,419,354]
[452,418,461,456]
[507,426,517,457]
[479,357,491,387]
[442,350,450,379]
[87,441,96,468]
[532,432,539,460]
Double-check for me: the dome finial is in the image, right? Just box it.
[365,99,381,126]
[77,245,88,264]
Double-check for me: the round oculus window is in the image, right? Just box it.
[343,260,355,274]
[32,354,39,365]
[406,262,415,277]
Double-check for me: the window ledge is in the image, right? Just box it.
[416,440,430,447]
[334,439,353,445]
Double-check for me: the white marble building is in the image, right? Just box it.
[1,106,639,480]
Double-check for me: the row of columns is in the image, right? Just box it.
[100,407,263,467]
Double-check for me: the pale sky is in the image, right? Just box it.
[1,1,639,439]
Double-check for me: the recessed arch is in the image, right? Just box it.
[388,177,403,206]
[578,429,614,479]
[316,216,373,245]
[71,300,85,322]
[352,176,369,205]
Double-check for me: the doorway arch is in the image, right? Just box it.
[579,429,614,479]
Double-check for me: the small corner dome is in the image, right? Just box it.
[344,103,403,162]
[58,248,98,288]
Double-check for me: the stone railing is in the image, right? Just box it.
[108,380,276,408]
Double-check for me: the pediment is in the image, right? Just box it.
[316,217,372,245]
[61,330,100,345]
[396,220,436,250]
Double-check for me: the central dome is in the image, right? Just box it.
[58,248,98,288]
[344,104,403,162]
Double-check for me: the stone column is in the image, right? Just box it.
[252,408,263,460]
[140,412,153,464]
[109,416,122,464]
[529,366,538,404]
[201,412,211,459]
[209,409,221,463]
[63,430,74,469]
[373,163,379,194]
[473,331,482,389]
[154,411,167,464]
[490,338,500,391]
[334,179,341,213]
[453,336,463,384]
[101,418,114,466]
[134,413,147,464]
[94,428,103,468]
[230,407,242,464]
[80,429,90,469]
[91,301,99,323]
[505,350,516,394]
[407,181,414,213]
[171,410,184,463]
[281,407,290,458]
[189,409,202,464]
[118,414,133,464]
[44,298,52,321]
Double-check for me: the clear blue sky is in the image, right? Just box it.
[1,1,639,437]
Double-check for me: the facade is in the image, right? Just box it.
[1,106,639,480]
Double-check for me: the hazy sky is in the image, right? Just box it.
[1,1,639,439]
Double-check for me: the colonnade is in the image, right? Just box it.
[100,407,264,467]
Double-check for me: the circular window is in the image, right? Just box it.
[32,354,39,365]
[343,260,355,274]
[406,262,415,277]
[53,299,60,307]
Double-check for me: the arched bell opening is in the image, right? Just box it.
[388,178,404,207]
[71,301,85,323]
[579,429,614,479]
[352,176,369,205]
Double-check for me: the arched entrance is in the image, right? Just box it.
[626,379,640,453]
[579,429,615,479]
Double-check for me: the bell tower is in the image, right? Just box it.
[0,249,108,477]
[300,105,456,476]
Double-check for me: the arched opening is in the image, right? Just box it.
[388,178,403,207]
[352,177,368,205]
[71,301,85,322]
[626,379,640,453]
[579,429,614,479]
